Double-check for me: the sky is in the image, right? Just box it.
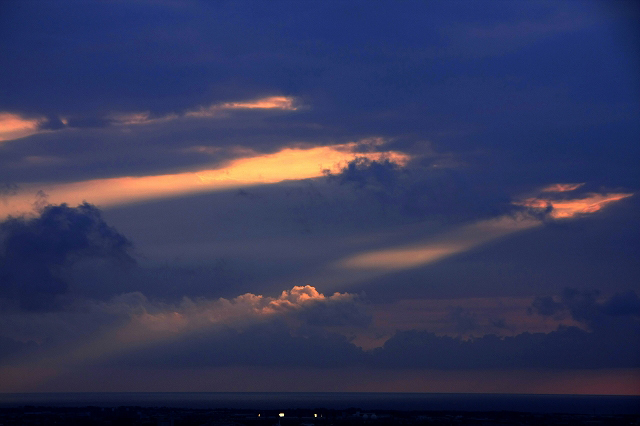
[0,0,639,394]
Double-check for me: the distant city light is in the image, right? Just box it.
[279,412,285,417]
[314,413,318,417]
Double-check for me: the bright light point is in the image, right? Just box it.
[279,412,285,417]
[314,414,318,417]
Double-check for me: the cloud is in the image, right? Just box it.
[110,285,369,346]
[108,111,179,126]
[109,323,364,369]
[337,214,540,272]
[0,203,134,310]
[0,284,368,380]
[107,96,298,125]
[0,95,298,152]
[601,290,640,317]
[0,139,410,218]
[375,288,640,369]
[0,112,44,143]
[0,183,19,198]
[185,96,299,118]
[371,323,640,369]
[532,288,640,328]
[529,295,564,318]
[1,284,637,386]
[541,183,585,193]
[516,193,634,219]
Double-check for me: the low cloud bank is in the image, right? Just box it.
[0,204,637,376]
[104,288,640,370]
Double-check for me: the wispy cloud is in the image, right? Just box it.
[0,112,45,143]
[516,193,633,219]
[324,185,633,286]
[108,111,179,126]
[108,96,300,125]
[185,96,298,118]
[338,214,539,272]
[541,183,584,192]
[0,139,409,218]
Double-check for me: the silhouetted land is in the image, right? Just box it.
[1,406,638,425]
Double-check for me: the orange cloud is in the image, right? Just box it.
[541,183,584,192]
[185,95,298,118]
[0,140,409,218]
[516,193,633,219]
[195,143,407,184]
[96,96,298,126]
[0,112,44,143]
[220,96,297,110]
[329,189,632,283]
[109,111,179,126]
[339,214,539,271]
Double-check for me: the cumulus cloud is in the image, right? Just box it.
[1,285,638,375]
[0,284,369,373]
[0,203,134,311]
[83,287,640,370]
[112,285,369,345]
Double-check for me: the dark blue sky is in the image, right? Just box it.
[0,0,638,393]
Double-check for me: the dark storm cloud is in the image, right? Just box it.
[0,203,134,310]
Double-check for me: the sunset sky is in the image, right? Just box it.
[0,0,638,394]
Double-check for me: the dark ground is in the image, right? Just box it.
[1,406,638,426]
